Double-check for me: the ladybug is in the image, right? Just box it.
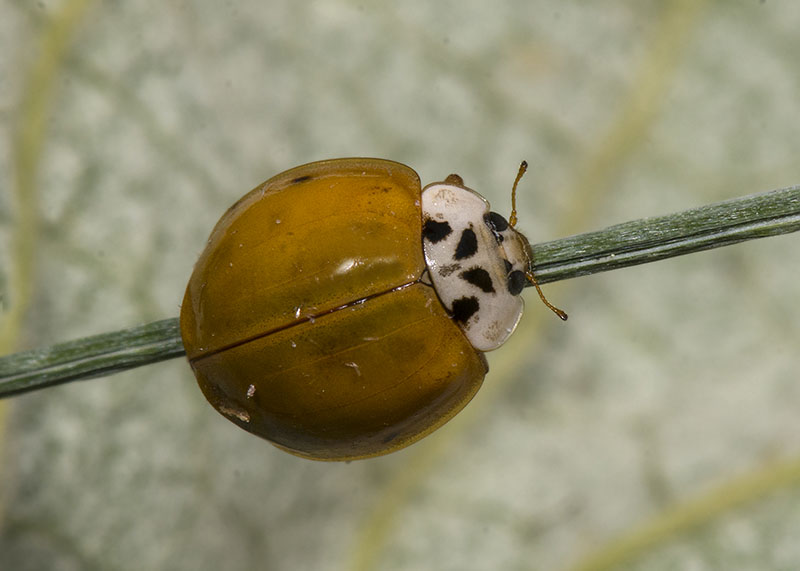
[180,158,565,461]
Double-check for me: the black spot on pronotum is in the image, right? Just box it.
[453,228,478,260]
[292,175,313,184]
[485,211,509,232]
[460,267,495,293]
[422,219,452,243]
[451,296,480,323]
[507,270,527,296]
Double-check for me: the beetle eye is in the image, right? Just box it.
[484,211,509,233]
[507,270,527,296]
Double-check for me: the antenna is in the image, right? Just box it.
[510,161,568,321]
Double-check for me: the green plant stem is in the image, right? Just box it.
[1,184,799,398]
[0,319,184,397]
[531,184,800,284]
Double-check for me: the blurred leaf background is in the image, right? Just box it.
[2,1,800,570]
